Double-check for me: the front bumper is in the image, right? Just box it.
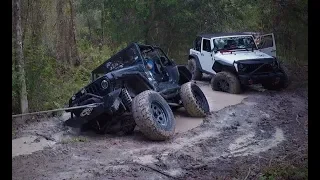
[238,72,285,85]
[64,89,124,128]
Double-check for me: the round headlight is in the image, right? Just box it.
[101,80,109,89]
[71,95,76,100]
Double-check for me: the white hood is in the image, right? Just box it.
[214,50,273,64]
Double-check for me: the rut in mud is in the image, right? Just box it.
[12,84,308,180]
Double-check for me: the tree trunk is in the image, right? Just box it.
[13,0,29,114]
[144,0,156,44]
[87,17,92,42]
[21,0,30,43]
[56,0,66,64]
[69,0,80,66]
[101,0,106,44]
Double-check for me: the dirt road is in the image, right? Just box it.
[12,81,308,180]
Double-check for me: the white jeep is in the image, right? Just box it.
[187,32,290,94]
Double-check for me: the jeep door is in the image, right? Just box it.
[200,38,215,74]
[155,48,179,84]
[257,33,277,57]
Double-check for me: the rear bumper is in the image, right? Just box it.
[238,72,285,85]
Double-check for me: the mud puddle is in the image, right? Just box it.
[12,82,247,157]
[12,136,56,157]
[174,81,247,133]
[12,86,308,180]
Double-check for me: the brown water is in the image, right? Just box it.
[12,82,247,157]
[174,82,247,133]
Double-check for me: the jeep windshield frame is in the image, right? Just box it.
[91,43,144,81]
[213,35,258,51]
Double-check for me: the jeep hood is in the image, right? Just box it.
[71,65,144,101]
[214,50,273,64]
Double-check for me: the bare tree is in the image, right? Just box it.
[56,0,79,67]
[69,0,80,66]
[13,0,29,114]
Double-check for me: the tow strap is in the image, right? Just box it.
[12,103,102,118]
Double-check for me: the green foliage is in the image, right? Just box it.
[13,37,112,113]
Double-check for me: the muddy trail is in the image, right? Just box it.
[12,82,308,180]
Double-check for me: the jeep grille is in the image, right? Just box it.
[240,63,274,74]
[85,83,101,95]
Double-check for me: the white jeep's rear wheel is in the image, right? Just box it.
[188,58,203,80]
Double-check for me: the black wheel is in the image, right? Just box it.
[180,82,210,117]
[170,106,182,111]
[91,114,111,134]
[262,63,291,90]
[211,71,241,94]
[132,90,175,141]
[188,58,203,80]
[118,114,136,135]
[80,122,92,132]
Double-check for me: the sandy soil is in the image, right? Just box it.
[12,81,308,180]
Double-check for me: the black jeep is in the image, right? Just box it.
[65,43,209,141]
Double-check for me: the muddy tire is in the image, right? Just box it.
[262,63,291,90]
[188,58,203,80]
[210,71,241,94]
[180,82,210,117]
[170,106,182,111]
[132,90,175,141]
[118,114,136,135]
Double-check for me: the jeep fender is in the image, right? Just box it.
[212,60,237,73]
[188,54,203,72]
[177,65,192,84]
[115,72,155,95]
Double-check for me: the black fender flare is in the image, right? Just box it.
[188,54,203,72]
[111,71,153,88]
[177,65,192,84]
[212,60,237,73]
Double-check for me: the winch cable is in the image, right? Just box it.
[12,103,102,118]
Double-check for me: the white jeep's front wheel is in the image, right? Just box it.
[211,71,242,94]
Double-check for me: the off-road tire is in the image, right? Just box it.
[170,106,182,111]
[210,71,241,94]
[118,114,136,135]
[262,63,291,90]
[180,82,210,117]
[188,58,203,80]
[132,90,175,141]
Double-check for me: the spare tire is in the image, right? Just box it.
[180,82,210,117]
[132,90,175,141]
